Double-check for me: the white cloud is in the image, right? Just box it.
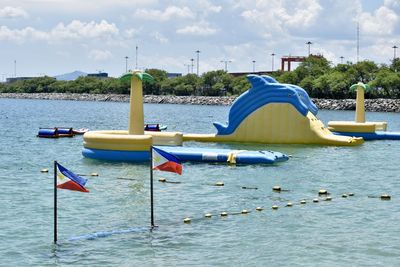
[124,28,139,38]
[152,31,168,43]
[359,6,398,35]
[0,6,28,18]
[134,6,195,21]
[88,49,113,61]
[384,0,400,11]
[239,0,322,35]
[50,20,119,40]
[0,20,119,43]
[0,25,47,43]
[197,0,222,13]
[176,22,218,36]
[2,0,157,12]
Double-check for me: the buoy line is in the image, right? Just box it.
[181,190,391,224]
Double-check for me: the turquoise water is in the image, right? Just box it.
[1,98,400,266]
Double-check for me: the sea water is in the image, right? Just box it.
[0,98,399,266]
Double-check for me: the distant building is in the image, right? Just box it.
[6,77,34,83]
[229,71,274,77]
[87,72,108,78]
[167,73,182,79]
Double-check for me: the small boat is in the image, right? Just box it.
[37,127,89,138]
[72,128,89,135]
[144,124,167,132]
[37,127,74,138]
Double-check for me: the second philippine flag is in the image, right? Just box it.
[56,162,89,192]
[152,147,182,175]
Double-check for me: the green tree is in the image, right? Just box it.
[143,68,168,95]
[201,70,233,96]
[370,68,400,97]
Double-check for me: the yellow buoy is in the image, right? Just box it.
[158,178,167,182]
[313,198,319,203]
[380,194,391,200]
[286,202,293,207]
[300,200,306,204]
[41,169,48,173]
[342,194,348,198]
[91,172,99,176]
[204,213,213,218]
[272,205,279,210]
[272,185,281,192]
[318,189,328,195]
[183,218,191,223]
[241,209,249,214]
[215,181,224,186]
[255,207,263,211]
[220,212,228,217]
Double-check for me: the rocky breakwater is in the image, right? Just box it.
[1,93,399,112]
[313,98,400,112]
[144,95,235,105]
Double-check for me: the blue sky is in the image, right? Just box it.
[0,0,399,79]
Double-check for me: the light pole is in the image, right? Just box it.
[14,60,16,77]
[340,56,344,64]
[220,60,231,72]
[135,45,138,69]
[195,50,200,76]
[392,45,398,60]
[190,58,194,74]
[306,41,312,56]
[271,53,275,71]
[184,64,190,74]
[252,60,256,72]
[125,56,129,72]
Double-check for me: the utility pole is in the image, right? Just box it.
[271,53,275,71]
[125,56,129,73]
[184,64,190,74]
[135,45,138,69]
[220,60,231,72]
[252,60,256,72]
[190,58,194,74]
[357,22,360,63]
[195,50,200,76]
[392,45,398,60]
[306,41,312,56]
[14,60,16,77]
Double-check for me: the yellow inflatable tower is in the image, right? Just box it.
[82,71,183,161]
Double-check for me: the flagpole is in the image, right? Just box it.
[54,160,57,243]
[150,146,155,228]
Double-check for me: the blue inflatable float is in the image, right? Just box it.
[83,145,289,164]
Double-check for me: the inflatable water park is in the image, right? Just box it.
[81,70,373,164]
[328,82,400,140]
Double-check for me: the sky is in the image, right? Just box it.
[0,0,399,79]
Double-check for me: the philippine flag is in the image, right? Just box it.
[56,163,89,192]
[152,147,182,175]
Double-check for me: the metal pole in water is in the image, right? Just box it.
[150,147,154,228]
[54,161,57,243]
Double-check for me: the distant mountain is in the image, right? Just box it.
[54,71,87,81]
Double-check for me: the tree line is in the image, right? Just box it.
[1,56,399,98]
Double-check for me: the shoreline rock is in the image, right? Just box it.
[1,93,399,112]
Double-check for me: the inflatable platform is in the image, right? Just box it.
[184,75,363,146]
[156,146,288,164]
[83,145,288,164]
[333,131,400,140]
[328,82,400,140]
